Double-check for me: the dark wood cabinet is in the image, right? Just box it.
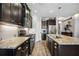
[46,36,55,56]
[25,13,32,28]
[0,4,2,20]
[47,19,56,25]
[47,36,79,56]
[0,39,29,56]
[2,3,11,22]
[0,3,22,25]
[16,40,29,56]
[42,34,46,40]
[52,41,59,56]
[10,4,22,25]
[61,32,73,37]
[41,20,47,29]
[30,35,35,54]
[26,34,35,55]
[41,20,47,40]
[0,3,32,28]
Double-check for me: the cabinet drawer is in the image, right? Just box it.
[16,46,22,56]
[16,40,29,56]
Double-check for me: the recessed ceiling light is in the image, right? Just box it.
[49,10,53,13]
[34,10,37,13]
[58,6,62,9]
[74,14,79,17]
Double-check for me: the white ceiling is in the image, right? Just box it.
[27,3,79,18]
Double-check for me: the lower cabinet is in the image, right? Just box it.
[53,41,59,56]
[0,39,29,56]
[47,36,79,56]
[61,32,73,37]
[25,34,35,55]
[29,34,35,55]
[42,34,46,40]
[16,40,29,56]
[47,36,58,56]
[0,34,35,56]
[15,34,35,56]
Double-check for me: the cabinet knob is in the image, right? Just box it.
[18,47,21,50]
[26,47,28,49]
[54,46,57,49]
[26,41,28,43]
[54,43,57,46]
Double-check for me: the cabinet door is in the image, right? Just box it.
[29,35,35,54]
[16,40,29,56]
[0,4,2,20]
[46,36,49,48]
[10,3,22,25]
[51,40,54,56]
[2,3,11,22]
[42,21,47,29]
[21,41,29,56]
[25,13,32,28]
[16,46,22,56]
[47,20,56,25]
[48,37,51,52]
[1,3,22,25]
[53,41,59,56]
[46,36,51,51]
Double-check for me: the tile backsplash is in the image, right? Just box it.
[0,25,19,40]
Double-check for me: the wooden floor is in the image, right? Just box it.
[31,40,51,56]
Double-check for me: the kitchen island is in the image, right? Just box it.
[47,34,79,56]
[0,37,30,56]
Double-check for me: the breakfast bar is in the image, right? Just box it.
[47,34,79,56]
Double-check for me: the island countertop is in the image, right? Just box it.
[47,34,79,45]
[0,37,30,49]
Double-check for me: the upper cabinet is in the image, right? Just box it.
[0,3,32,28]
[2,4,11,22]
[25,13,32,28]
[41,20,47,29]
[1,3,22,25]
[0,4,2,20]
[10,3,22,25]
[21,3,32,28]
[47,18,56,25]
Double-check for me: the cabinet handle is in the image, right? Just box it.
[26,41,28,43]
[18,47,21,50]
[26,47,28,49]
[54,43,57,46]
[54,46,57,49]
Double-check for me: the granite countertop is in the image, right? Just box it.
[0,37,30,49]
[47,34,79,45]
